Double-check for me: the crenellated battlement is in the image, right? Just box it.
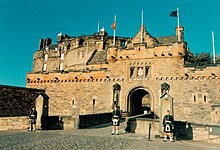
[27,24,220,126]
[32,25,187,74]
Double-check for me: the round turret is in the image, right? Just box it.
[107,47,117,62]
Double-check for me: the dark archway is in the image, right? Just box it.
[128,87,151,116]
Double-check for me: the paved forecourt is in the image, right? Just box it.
[0,123,220,150]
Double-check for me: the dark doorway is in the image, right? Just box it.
[128,88,150,116]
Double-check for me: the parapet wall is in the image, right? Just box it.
[191,123,220,144]
[0,116,29,131]
[79,112,112,128]
[0,85,45,117]
[129,118,220,144]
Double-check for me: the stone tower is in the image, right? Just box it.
[26,23,220,125]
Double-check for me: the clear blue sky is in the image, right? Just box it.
[0,0,219,87]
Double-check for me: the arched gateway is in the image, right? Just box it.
[127,87,153,116]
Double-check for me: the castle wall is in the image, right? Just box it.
[0,116,29,131]
[26,60,220,125]
[161,77,219,124]
[26,71,115,116]
[27,29,220,126]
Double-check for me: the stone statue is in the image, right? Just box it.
[161,82,170,95]
[113,83,121,107]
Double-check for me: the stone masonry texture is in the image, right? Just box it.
[26,25,220,125]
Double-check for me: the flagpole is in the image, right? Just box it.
[113,15,116,46]
[97,21,100,33]
[177,7,180,41]
[141,10,144,43]
[212,31,216,64]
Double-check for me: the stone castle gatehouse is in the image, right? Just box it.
[26,24,220,126]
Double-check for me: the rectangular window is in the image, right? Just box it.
[130,67,134,77]
[145,67,149,77]
[43,64,47,71]
[204,96,207,102]
[61,53,64,60]
[137,67,144,76]
[44,54,48,61]
[194,95,196,102]
[59,63,63,71]
[93,99,95,105]
[121,40,125,46]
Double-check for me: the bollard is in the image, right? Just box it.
[148,123,151,141]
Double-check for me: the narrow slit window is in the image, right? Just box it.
[194,95,196,102]
[204,96,206,102]
[44,54,48,61]
[43,64,47,71]
[61,53,64,60]
[93,99,95,105]
[145,67,149,77]
[59,63,63,71]
[130,67,134,77]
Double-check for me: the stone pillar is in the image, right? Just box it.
[35,94,48,129]
[72,104,80,129]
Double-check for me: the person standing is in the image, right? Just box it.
[28,107,37,131]
[111,106,121,135]
[163,110,174,142]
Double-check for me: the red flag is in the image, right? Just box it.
[111,21,116,30]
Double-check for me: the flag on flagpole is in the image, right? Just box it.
[170,11,177,17]
[111,21,116,30]
[112,15,116,46]
[170,8,180,41]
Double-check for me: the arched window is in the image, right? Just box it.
[72,100,75,105]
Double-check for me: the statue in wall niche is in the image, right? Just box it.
[161,82,170,95]
[113,83,121,107]
[113,90,119,106]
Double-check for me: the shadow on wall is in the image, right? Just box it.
[174,121,193,140]
[40,112,113,130]
[125,112,158,133]
[41,116,63,130]
[125,118,137,133]
[79,113,112,129]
